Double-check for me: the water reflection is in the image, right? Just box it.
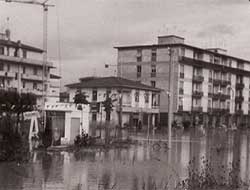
[1,129,250,189]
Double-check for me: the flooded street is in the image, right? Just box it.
[0,128,250,190]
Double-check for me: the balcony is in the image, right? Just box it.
[22,73,43,81]
[192,106,203,112]
[213,79,221,85]
[220,80,231,86]
[0,71,15,78]
[192,75,204,83]
[212,93,220,100]
[235,96,244,102]
[236,83,244,89]
[220,94,231,100]
[192,91,203,97]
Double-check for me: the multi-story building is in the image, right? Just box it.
[115,35,250,128]
[0,31,54,106]
[66,76,160,128]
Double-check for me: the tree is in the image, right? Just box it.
[102,95,117,121]
[73,90,89,109]
[73,90,89,134]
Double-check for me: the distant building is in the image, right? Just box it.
[115,35,250,128]
[66,76,161,129]
[0,31,54,106]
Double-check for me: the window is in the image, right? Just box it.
[22,81,26,89]
[208,84,212,94]
[213,100,219,108]
[209,55,214,63]
[179,81,184,94]
[193,98,201,107]
[179,97,183,106]
[6,80,10,86]
[33,67,37,75]
[209,70,213,81]
[92,89,97,101]
[0,63,4,71]
[180,64,184,78]
[151,48,157,61]
[193,83,202,92]
[23,66,26,74]
[222,58,227,66]
[208,99,212,108]
[193,67,202,76]
[213,86,219,94]
[137,65,141,78]
[151,81,156,87]
[144,92,149,103]
[227,101,230,110]
[23,50,27,58]
[227,73,231,81]
[7,64,10,72]
[214,56,221,64]
[33,82,37,90]
[151,64,156,77]
[92,113,97,121]
[106,89,111,98]
[214,71,220,80]
[136,49,142,62]
[228,59,232,67]
[237,61,244,69]
[194,51,203,60]
[236,75,243,83]
[0,46,4,55]
[135,91,139,102]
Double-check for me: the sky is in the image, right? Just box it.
[0,0,250,87]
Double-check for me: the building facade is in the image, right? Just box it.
[115,35,250,128]
[66,77,160,129]
[0,32,54,106]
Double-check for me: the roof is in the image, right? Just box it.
[66,76,161,92]
[114,43,250,64]
[0,39,43,53]
[50,74,61,79]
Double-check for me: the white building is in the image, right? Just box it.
[66,76,161,129]
[0,32,54,106]
[45,102,90,145]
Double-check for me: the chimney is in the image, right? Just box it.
[5,29,11,41]
[158,35,185,45]
[206,48,227,54]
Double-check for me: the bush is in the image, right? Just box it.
[74,130,94,147]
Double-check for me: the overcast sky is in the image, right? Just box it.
[1,0,250,86]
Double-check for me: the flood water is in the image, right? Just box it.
[0,128,250,190]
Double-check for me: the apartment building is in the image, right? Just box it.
[66,76,160,129]
[115,35,250,128]
[0,31,54,106]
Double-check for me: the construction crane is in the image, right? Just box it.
[0,0,55,129]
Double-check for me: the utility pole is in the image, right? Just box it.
[168,47,174,149]
[1,0,55,129]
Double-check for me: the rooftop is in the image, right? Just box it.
[114,36,250,64]
[66,76,161,92]
[0,39,43,53]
